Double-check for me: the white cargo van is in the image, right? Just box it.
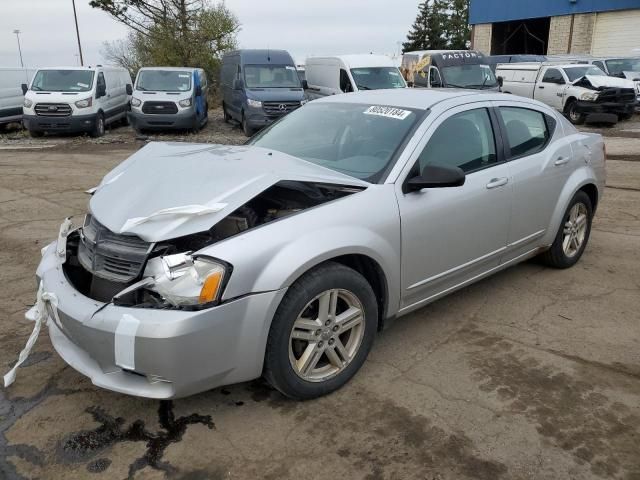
[305,55,406,99]
[497,63,636,124]
[22,66,132,137]
[0,68,36,129]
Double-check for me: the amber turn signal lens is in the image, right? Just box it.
[198,271,223,304]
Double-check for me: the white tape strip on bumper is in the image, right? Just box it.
[114,314,140,370]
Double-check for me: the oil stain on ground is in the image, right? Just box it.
[56,400,214,478]
[461,326,640,479]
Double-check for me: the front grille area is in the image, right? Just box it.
[78,214,151,283]
[263,101,301,117]
[142,101,178,114]
[596,88,637,104]
[34,103,72,117]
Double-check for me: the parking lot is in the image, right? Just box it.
[0,113,639,480]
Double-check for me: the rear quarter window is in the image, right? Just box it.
[499,107,552,158]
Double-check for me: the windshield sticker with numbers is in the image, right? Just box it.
[363,106,411,120]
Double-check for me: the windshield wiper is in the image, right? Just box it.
[356,84,371,90]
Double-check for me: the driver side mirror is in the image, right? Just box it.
[125,84,133,95]
[233,79,243,90]
[96,84,106,98]
[301,80,308,89]
[497,76,504,87]
[404,165,466,193]
[21,83,28,95]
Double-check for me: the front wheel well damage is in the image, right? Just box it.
[319,254,388,331]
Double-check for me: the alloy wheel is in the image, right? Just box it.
[288,289,365,382]
[562,202,588,257]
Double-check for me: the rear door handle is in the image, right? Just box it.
[538,85,545,89]
[486,177,508,189]
[554,156,569,166]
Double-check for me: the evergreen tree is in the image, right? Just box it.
[403,0,471,52]
[402,1,430,52]
[447,0,471,49]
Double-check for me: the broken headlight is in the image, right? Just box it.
[579,91,599,102]
[143,253,229,308]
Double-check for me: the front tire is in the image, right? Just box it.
[241,112,253,137]
[565,100,586,125]
[540,191,593,268]
[264,262,378,400]
[29,129,44,138]
[91,113,105,138]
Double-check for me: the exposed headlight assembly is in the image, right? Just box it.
[75,97,93,108]
[247,98,262,108]
[143,253,229,308]
[23,98,33,108]
[178,98,192,107]
[131,97,142,107]
[579,91,599,102]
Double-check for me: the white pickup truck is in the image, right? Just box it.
[496,63,637,124]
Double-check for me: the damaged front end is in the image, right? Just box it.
[573,75,637,121]
[64,180,364,309]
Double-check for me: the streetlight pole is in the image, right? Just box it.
[71,0,84,66]
[13,29,24,67]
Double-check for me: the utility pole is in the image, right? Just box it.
[71,0,84,66]
[13,30,24,67]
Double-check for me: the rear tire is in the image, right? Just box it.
[539,191,593,269]
[264,262,377,400]
[565,100,585,125]
[91,113,105,138]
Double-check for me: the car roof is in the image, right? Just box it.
[314,88,525,110]
[225,49,293,64]
[138,66,198,72]
[308,54,396,68]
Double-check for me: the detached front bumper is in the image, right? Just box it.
[128,110,196,130]
[576,100,635,120]
[36,242,286,399]
[23,113,97,133]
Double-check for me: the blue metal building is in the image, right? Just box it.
[469,0,640,56]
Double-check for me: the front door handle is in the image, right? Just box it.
[554,156,569,166]
[538,85,545,89]
[486,177,508,189]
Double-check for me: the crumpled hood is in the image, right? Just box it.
[622,71,640,81]
[89,142,367,242]
[575,75,635,89]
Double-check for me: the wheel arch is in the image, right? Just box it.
[564,96,577,112]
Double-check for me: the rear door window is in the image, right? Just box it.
[499,107,551,158]
[541,68,564,84]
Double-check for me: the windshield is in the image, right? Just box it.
[244,64,301,88]
[605,58,640,76]
[136,70,192,92]
[349,67,406,90]
[31,70,94,92]
[564,66,606,82]
[440,64,497,89]
[249,103,420,182]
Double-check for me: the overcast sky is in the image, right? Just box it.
[0,0,419,68]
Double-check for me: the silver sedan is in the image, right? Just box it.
[23,89,605,399]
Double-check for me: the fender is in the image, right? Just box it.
[541,166,599,247]
[253,225,400,317]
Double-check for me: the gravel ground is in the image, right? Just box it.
[0,108,247,150]
[0,111,639,480]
